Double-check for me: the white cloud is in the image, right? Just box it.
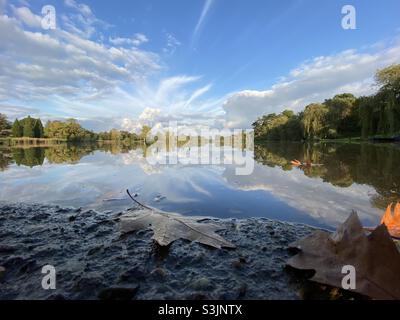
[0,104,40,119]
[62,0,112,38]
[109,33,149,47]
[222,163,380,227]
[64,0,92,17]
[0,13,160,105]
[222,43,400,128]
[121,104,224,134]
[10,5,41,28]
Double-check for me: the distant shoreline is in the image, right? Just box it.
[255,136,400,144]
[0,137,145,146]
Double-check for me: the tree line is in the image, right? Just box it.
[0,116,145,142]
[253,64,400,141]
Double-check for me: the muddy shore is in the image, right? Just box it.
[0,202,348,300]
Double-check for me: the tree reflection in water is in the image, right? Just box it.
[254,142,400,210]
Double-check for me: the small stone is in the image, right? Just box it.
[68,216,76,222]
[150,267,167,279]
[232,257,246,269]
[238,283,247,298]
[98,286,139,300]
[191,277,211,290]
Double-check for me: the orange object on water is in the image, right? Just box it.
[291,159,302,166]
[381,202,400,238]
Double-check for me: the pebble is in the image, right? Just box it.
[191,277,211,290]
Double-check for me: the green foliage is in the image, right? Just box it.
[12,119,23,137]
[302,103,329,139]
[0,113,11,130]
[13,148,45,167]
[253,110,302,141]
[359,64,400,138]
[44,119,96,141]
[324,93,359,137]
[254,142,400,209]
[97,129,140,142]
[21,116,36,138]
[253,64,400,141]
[375,64,400,90]
[34,119,44,138]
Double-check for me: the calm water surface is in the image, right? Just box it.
[0,141,399,230]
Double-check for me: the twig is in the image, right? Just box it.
[126,189,153,210]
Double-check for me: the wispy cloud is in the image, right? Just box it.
[192,0,214,43]
[163,32,181,55]
[109,33,149,47]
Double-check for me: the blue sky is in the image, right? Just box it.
[1,0,400,131]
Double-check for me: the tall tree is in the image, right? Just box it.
[33,119,44,138]
[0,113,11,132]
[359,64,400,137]
[22,116,35,138]
[301,103,329,139]
[11,119,23,137]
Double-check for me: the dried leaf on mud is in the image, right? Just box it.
[120,208,235,249]
[287,212,400,300]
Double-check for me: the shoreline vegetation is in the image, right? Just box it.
[0,64,399,147]
[253,64,400,142]
[0,115,150,145]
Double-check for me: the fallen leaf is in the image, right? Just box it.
[287,212,400,300]
[291,159,302,166]
[381,202,400,238]
[120,208,235,249]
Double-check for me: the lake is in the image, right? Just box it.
[0,141,399,230]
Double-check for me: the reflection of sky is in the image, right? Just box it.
[0,148,382,229]
[222,163,381,228]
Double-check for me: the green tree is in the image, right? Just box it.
[324,93,359,137]
[11,119,23,137]
[253,110,302,141]
[301,103,329,139]
[0,113,11,136]
[22,116,35,138]
[359,64,400,138]
[33,119,44,138]
[376,64,400,90]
